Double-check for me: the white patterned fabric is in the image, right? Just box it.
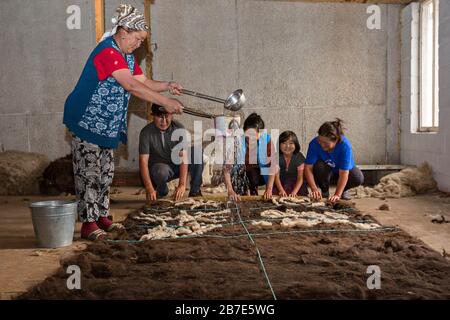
[71,135,114,222]
[101,4,149,41]
[77,41,134,140]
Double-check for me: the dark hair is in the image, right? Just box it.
[318,118,345,142]
[279,131,301,154]
[151,103,168,116]
[243,113,265,131]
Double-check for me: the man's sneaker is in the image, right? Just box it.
[188,190,203,197]
[341,191,351,200]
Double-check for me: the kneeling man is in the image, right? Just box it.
[139,104,203,201]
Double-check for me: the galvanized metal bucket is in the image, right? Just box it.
[29,200,78,248]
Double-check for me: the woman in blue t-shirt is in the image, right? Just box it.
[304,119,364,203]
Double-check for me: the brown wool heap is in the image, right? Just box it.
[351,162,438,199]
[0,151,49,195]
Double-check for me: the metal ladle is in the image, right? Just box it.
[165,106,242,132]
[182,89,246,112]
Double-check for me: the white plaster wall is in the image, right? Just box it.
[400,2,450,192]
[0,0,403,171]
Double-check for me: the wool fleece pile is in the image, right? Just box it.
[20,197,450,299]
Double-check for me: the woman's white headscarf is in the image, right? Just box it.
[100,4,149,42]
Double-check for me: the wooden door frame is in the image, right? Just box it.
[94,0,154,122]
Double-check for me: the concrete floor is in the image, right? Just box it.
[0,188,449,300]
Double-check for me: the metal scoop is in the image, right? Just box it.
[181,89,246,112]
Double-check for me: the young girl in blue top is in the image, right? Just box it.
[243,113,277,199]
[224,113,276,201]
[304,119,364,203]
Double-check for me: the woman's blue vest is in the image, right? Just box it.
[63,36,135,149]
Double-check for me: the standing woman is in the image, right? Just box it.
[304,119,364,203]
[63,4,184,240]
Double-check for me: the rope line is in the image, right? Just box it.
[107,201,398,300]
[227,201,278,300]
[106,226,399,244]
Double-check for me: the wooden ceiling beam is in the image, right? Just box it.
[144,0,154,122]
[257,0,417,4]
[94,0,105,43]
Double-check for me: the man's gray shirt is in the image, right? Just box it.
[139,120,186,166]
